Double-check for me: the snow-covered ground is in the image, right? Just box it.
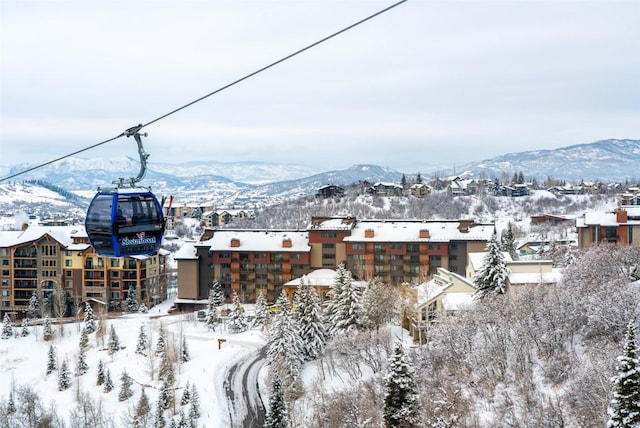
[0,298,267,427]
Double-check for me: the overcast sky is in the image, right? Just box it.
[1,0,638,175]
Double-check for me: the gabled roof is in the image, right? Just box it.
[203,229,310,252]
[344,220,494,243]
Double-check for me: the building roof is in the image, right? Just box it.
[174,241,199,260]
[0,225,88,249]
[344,220,494,243]
[307,216,357,231]
[202,230,310,252]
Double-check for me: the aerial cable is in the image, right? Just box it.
[0,0,408,183]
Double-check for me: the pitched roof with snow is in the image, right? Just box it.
[0,225,89,250]
[344,220,494,243]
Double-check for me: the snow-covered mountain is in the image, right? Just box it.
[457,138,640,181]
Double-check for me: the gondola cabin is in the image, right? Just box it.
[85,189,165,257]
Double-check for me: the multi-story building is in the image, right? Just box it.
[175,216,495,305]
[576,206,640,249]
[344,219,494,284]
[0,225,169,318]
[175,229,310,305]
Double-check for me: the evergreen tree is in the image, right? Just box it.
[1,313,13,339]
[108,324,120,354]
[324,264,349,333]
[156,392,167,428]
[473,234,510,298]
[500,222,518,260]
[7,391,16,414]
[400,174,407,189]
[136,388,151,421]
[158,378,172,410]
[383,344,420,428]
[118,370,134,401]
[58,359,71,391]
[211,280,224,306]
[253,292,270,329]
[28,291,39,318]
[156,324,167,355]
[181,336,190,363]
[416,172,423,184]
[268,291,304,386]
[83,302,97,333]
[127,285,139,312]
[264,375,287,428]
[103,368,114,393]
[205,287,219,331]
[607,320,640,428]
[294,279,327,361]
[227,295,248,333]
[180,381,191,406]
[189,384,200,419]
[42,315,54,341]
[75,346,89,376]
[96,359,106,385]
[326,265,365,335]
[159,349,176,385]
[136,323,148,353]
[20,318,30,337]
[79,325,89,350]
[139,302,148,313]
[46,344,57,375]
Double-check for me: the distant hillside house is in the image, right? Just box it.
[202,209,253,228]
[530,214,574,225]
[368,182,403,197]
[410,183,431,198]
[620,190,640,206]
[316,184,345,199]
[448,177,478,196]
[575,206,640,249]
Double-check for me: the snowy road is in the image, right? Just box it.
[224,344,267,427]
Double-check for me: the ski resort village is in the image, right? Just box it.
[1,174,640,427]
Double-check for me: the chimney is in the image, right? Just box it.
[617,208,628,224]
[458,220,473,233]
[419,229,430,239]
[364,229,375,238]
[230,238,240,247]
[282,238,292,248]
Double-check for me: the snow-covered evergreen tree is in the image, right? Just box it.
[253,292,270,329]
[58,359,71,391]
[607,320,640,428]
[159,349,175,385]
[326,264,365,335]
[75,346,88,376]
[294,279,327,361]
[211,280,224,306]
[500,221,518,260]
[118,369,134,401]
[127,285,139,312]
[96,359,106,385]
[139,302,148,313]
[204,287,219,331]
[180,381,191,405]
[103,368,114,393]
[79,325,89,350]
[1,313,13,339]
[473,234,510,298]
[227,295,248,333]
[46,344,57,375]
[42,315,53,341]
[108,324,120,354]
[136,323,148,354]
[383,344,420,428]
[7,391,16,414]
[181,336,190,363]
[20,318,30,337]
[28,291,39,319]
[83,302,97,333]
[156,391,167,428]
[264,375,287,428]
[156,323,167,355]
[158,378,172,410]
[189,384,200,419]
[268,290,304,386]
[136,388,151,422]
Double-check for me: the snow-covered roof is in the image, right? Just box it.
[441,293,473,311]
[509,269,563,286]
[285,268,338,287]
[174,241,199,260]
[0,225,87,248]
[307,217,356,231]
[344,220,494,243]
[203,230,310,252]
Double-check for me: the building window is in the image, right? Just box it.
[374,244,385,252]
[351,243,365,251]
[66,270,72,277]
[65,260,72,267]
[1,259,8,266]
[1,290,9,297]
[1,280,8,287]
[389,243,403,250]
[428,244,440,250]
[111,291,120,299]
[110,259,120,267]
[321,232,337,239]
[407,244,419,252]
[323,243,336,250]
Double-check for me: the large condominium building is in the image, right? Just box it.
[175,216,495,305]
[576,206,640,249]
[0,225,169,319]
